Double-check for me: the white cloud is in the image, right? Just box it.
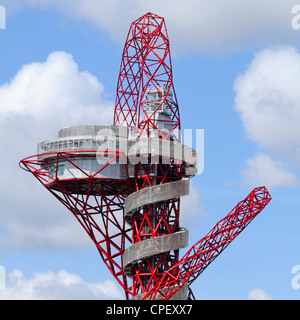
[234,46,300,188]
[0,269,123,300]
[241,154,298,189]
[0,51,113,127]
[248,288,272,300]
[234,46,300,165]
[0,51,113,251]
[2,0,298,53]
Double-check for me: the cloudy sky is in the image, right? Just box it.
[0,0,300,300]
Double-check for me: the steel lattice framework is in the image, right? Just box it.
[114,12,180,140]
[20,12,271,300]
[141,186,271,300]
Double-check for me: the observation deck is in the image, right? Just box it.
[33,123,197,299]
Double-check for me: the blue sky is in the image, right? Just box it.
[0,0,300,300]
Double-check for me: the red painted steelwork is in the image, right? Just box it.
[20,12,271,300]
[113,12,180,140]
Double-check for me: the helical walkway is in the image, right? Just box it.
[123,138,198,299]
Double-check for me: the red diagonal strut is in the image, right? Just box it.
[142,186,272,300]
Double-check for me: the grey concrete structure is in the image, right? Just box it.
[124,178,190,221]
[123,228,189,276]
[36,125,198,299]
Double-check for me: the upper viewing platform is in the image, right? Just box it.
[37,125,128,156]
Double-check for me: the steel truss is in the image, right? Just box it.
[20,12,271,300]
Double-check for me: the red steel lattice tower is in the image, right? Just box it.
[20,12,271,300]
[114,13,180,140]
